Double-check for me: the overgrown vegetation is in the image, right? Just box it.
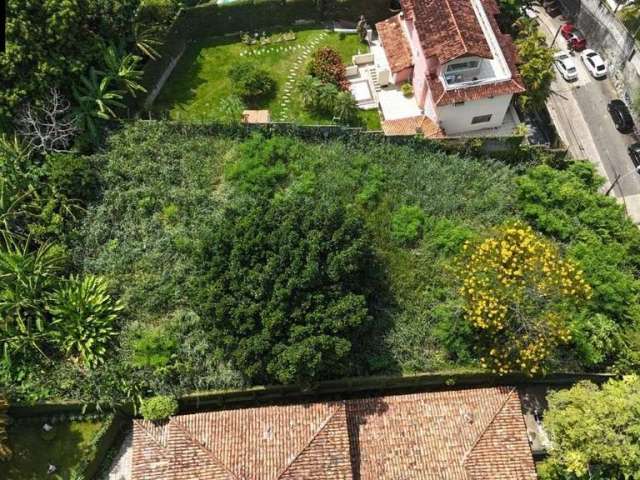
[538,376,640,480]
[3,121,638,405]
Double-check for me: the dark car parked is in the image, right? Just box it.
[561,23,587,51]
[608,99,635,133]
[628,143,640,169]
[543,0,562,17]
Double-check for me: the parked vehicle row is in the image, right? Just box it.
[553,22,608,82]
[606,100,640,169]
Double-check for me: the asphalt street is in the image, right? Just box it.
[534,6,640,217]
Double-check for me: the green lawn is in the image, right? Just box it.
[0,419,106,480]
[154,27,381,129]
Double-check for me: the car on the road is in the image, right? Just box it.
[543,0,562,16]
[561,23,587,51]
[608,99,635,133]
[554,51,578,81]
[628,143,640,169]
[581,49,607,78]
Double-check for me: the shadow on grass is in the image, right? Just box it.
[0,420,101,480]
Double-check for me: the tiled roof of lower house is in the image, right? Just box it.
[132,386,537,480]
[375,15,413,74]
[382,115,445,138]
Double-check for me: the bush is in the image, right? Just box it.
[401,83,413,97]
[539,377,640,480]
[136,0,180,26]
[228,62,276,102]
[391,205,425,246]
[307,47,349,90]
[140,395,178,421]
[198,191,373,385]
[128,324,177,370]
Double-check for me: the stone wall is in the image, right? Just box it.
[558,0,640,102]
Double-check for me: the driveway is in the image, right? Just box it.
[533,6,640,222]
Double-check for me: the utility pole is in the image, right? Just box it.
[606,165,640,196]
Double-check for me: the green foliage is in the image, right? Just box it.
[136,0,180,26]
[391,205,425,246]
[73,67,126,145]
[228,62,276,102]
[539,376,640,480]
[140,395,178,421]
[1,0,140,128]
[0,396,10,462]
[225,135,297,195]
[48,275,122,368]
[128,324,177,370]
[198,191,372,384]
[102,44,147,98]
[517,162,640,370]
[514,19,555,111]
[401,83,413,97]
[0,237,66,361]
[215,95,245,125]
[297,75,357,122]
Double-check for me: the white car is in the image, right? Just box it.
[581,49,607,78]
[554,51,578,81]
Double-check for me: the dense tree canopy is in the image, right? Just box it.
[539,376,640,480]
[198,192,373,384]
[1,0,140,129]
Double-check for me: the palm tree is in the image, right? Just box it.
[102,44,147,97]
[72,68,125,143]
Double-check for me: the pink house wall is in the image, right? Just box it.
[405,20,430,108]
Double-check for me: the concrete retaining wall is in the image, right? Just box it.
[142,40,186,110]
[559,0,640,101]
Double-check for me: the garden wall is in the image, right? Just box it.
[558,0,640,103]
[8,371,612,417]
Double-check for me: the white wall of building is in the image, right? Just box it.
[435,94,512,134]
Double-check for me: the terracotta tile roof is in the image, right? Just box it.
[242,110,271,124]
[375,15,413,74]
[427,0,525,105]
[382,115,445,138]
[131,386,537,480]
[402,0,493,64]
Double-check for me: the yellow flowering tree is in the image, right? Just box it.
[460,223,591,375]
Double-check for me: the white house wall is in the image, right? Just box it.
[436,94,512,134]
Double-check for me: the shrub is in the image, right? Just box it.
[228,62,276,102]
[198,191,373,385]
[136,0,180,26]
[48,275,123,368]
[391,205,425,246]
[401,83,413,97]
[539,377,640,480]
[140,395,178,421]
[460,223,592,375]
[128,324,177,370]
[333,91,358,124]
[307,47,349,90]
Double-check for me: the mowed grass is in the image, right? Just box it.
[0,419,106,480]
[154,27,380,129]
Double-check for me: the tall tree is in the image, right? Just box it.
[539,376,640,480]
[198,191,373,385]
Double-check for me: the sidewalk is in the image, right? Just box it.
[534,7,640,223]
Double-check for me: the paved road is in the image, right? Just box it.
[533,6,640,220]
